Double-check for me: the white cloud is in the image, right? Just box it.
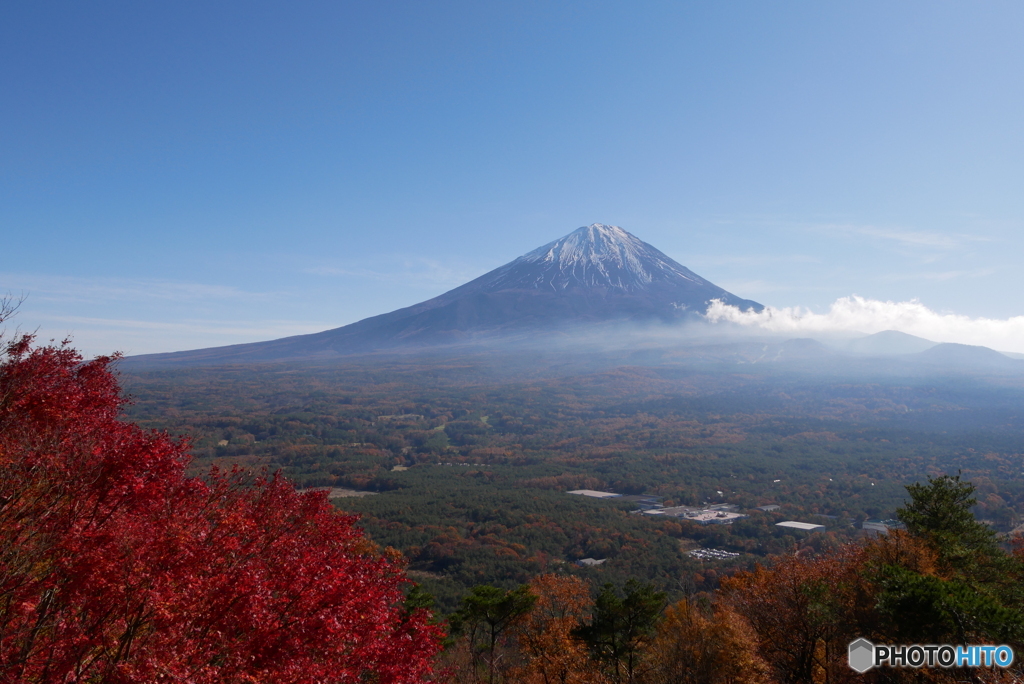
[29,314,327,337]
[811,224,991,251]
[714,280,803,296]
[689,254,822,267]
[305,256,487,290]
[13,315,331,358]
[850,227,965,250]
[880,268,995,282]
[0,273,271,306]
[706,296,1024,353]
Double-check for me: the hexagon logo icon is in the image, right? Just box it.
[848,638,875,673]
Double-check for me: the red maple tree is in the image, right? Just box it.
[0,334,441,683]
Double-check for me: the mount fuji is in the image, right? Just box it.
[132,224,762,364]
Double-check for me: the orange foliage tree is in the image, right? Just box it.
[720,546,870,683]
[509,574,608,684]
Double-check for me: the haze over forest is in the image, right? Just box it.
[116,222,1024,619]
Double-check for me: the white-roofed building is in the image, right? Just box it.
[567,490,621,499]
[776,521,826,532]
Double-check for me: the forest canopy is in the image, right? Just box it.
[6,326,1024,681]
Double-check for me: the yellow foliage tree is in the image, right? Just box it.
[645,598,773,684]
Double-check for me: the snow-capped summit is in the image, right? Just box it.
[130,224,762,364]
[484,223,708,292]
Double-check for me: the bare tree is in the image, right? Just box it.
[0,293,22,325]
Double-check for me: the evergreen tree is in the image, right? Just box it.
[884,473,1024,645]
[452,584,536,684]
[575,579,666,684]
[898,473,999,572]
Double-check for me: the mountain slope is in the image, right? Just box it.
[129,224,761,365]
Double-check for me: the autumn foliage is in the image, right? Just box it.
[509,574,606,684]
[721,482,1024,683]
[443,574,774,684]
[0,336,441,682]
[444,575,610,684]
[645,598,770,684]
[439,475,1024,683]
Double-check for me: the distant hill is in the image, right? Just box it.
[777,338,835,359]
[843,330,937,356]
[128,224,762,366]
[915,343,1024,370]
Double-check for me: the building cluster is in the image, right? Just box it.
[688,547,740,561]
[567,489,850,536]
[567,490,753,525]
[566,489,868,570]
[643,504,749,525]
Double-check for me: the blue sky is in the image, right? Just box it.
[4,1,1024,355]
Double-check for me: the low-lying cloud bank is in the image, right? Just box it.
[706,296,1024,354]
